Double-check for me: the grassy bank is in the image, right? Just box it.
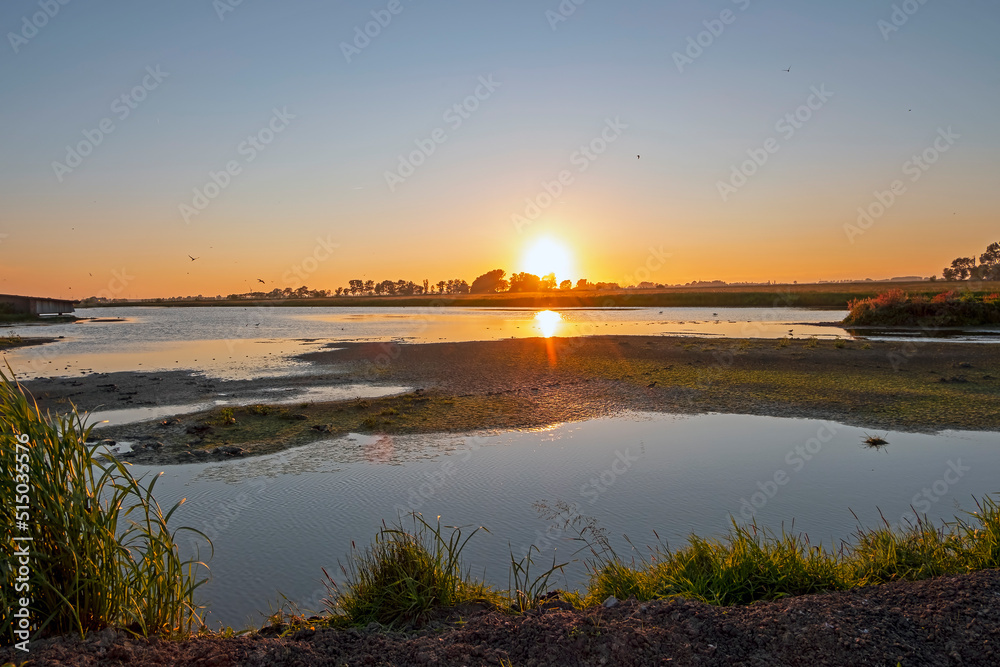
[307,497,1000,632]
[0,374,208,642]
[844,289,1000,327]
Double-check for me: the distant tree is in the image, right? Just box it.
[470,269,507,294]
[295,285,309,298]
[978,242,1000,280]
[508,272,541,293]
[540,273,556,290]
[576,278,591,290]
[453,279,470,294]
[559,280,572,290]
[363,280,375,295]
[437,280,446,294]
[348,279,363,295]
[335,287,343,296]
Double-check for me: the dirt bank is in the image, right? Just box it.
[5,568,998,666]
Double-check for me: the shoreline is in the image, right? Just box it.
[20,335,1000,466]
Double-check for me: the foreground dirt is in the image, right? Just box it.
[20,335,1000,466]
[5,569,998,666]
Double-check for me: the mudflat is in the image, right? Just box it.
[19,335,1000,465]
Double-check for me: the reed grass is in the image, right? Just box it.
[323,514,503,627]
[0,371,210,639]
[579,499,1000,607]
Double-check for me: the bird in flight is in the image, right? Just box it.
[637,155,640,159]
[188,255,199,262]
[782,67,791,73]
[257,278,266,284]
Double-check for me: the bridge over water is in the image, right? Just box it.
[0,293,76,315]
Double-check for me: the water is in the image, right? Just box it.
[126,413,998,630]
[3,306,847,379]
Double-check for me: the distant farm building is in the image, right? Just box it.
[0,294,76,315]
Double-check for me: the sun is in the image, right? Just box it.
[521,237,574,281]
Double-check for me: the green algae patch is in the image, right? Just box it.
[181,392,535,457]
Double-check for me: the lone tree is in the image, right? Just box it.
[942,242,1000,281]
[470,269,508,294]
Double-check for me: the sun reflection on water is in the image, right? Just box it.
[534,310,562,338]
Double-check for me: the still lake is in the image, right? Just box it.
[2,306,997,629]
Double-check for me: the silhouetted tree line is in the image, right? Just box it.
[210,269,624,301]
[942,242,1000,281]
[336,278,468,296]
[468,270,619,294]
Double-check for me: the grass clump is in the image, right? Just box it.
[548,496,1000,609]
[323,514,502,627]
[580,520,846,607]
[0,371,210,640]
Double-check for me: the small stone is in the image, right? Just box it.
[603,596,618,608]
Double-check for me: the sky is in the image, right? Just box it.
[1,0,998,299]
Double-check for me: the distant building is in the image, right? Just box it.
[0,293,76,315]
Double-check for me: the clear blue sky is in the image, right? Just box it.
[2,0,998,298]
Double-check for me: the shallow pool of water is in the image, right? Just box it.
[127,413,999,629]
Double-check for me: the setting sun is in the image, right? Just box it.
[521,237,574,282]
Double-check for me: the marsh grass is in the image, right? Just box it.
[0,371,209,639]
[574,498,1000,607]
[507,544,568,613]
[323,514,503,627]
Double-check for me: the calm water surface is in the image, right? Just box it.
[126,413,998,629]
[3,306,847,379]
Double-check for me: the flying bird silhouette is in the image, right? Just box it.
[782,67,791,73]
[188,255,199,262]
[257,279,266,284]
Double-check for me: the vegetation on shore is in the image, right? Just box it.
[4,372,1000,648]
[0,374,209,641]
[301,496,1000,633]
[844,288,1000,327]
